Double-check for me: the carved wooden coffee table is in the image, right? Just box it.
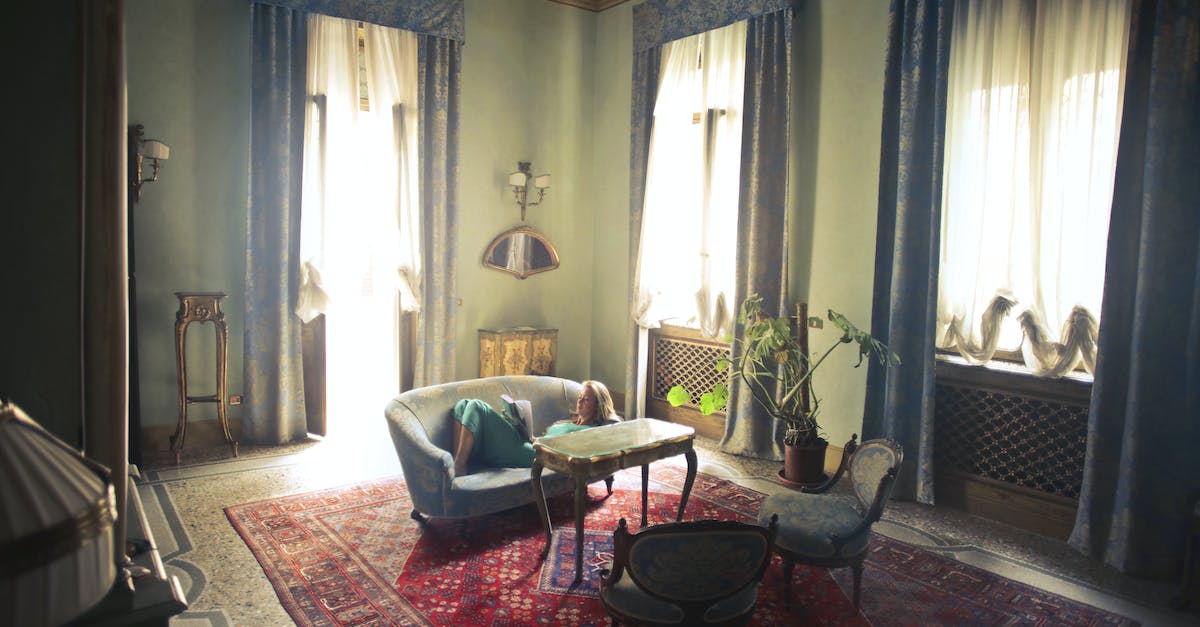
[531,418,697,582]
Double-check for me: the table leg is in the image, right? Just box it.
[573,478,586,582]
[170,317,189,465]
[531,460,552,559]
[641,463,650,526]
[677,448,697,521]
[213,315,237,457]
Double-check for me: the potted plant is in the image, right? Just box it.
[666,294,899,486]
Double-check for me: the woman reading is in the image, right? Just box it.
[451,380,619,476]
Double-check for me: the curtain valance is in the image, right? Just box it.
[633,0,795,52]
[252,0,464,42]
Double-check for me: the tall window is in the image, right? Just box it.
[295,15,421,432]
[633,21,747,339]
[937,0,1131,377]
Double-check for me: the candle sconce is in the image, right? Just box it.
[129,124,170,202]
[508,161,550,222]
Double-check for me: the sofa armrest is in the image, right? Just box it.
[385,403,456,516]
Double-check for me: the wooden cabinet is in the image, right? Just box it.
[479,327,557,377]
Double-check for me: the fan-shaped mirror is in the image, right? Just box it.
[483,226,560,279]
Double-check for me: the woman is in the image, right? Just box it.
[451,380,619,476]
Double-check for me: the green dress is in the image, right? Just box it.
[453,399,594,469]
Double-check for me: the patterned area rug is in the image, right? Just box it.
[226,466,1137,626]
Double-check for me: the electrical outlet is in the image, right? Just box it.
[229,395,243,405]
[808,317,823,329]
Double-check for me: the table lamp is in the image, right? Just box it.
[0,401,118,626]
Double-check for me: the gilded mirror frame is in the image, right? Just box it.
[482,226,561,279]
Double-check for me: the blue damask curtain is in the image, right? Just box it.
[246,4,310,443]
[625,0,794,460]
[1069,0,1200,579]
[253,0,463,40]
[246,0,462,443]
[624,46,660,420]
[724,9,792,460]
[413,34,460,387]
[862,0,954,504]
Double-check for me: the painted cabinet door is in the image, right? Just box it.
[479,328,557,377]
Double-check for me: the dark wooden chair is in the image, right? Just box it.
[757,435,903,609]
[599,516,778,626]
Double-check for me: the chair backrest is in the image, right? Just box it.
[848,438,904,515]
[607,516,777,623]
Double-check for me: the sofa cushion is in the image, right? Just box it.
[446,466,575,516]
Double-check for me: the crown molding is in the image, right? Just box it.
[548,0,631,12]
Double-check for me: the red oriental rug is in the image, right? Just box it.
[226,466,1137,626]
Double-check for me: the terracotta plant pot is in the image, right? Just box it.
[781,440,828,487]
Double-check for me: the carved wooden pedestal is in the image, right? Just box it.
[171,292,237,464]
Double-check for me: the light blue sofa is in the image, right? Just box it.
[384,375,613,521]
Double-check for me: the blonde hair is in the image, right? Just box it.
[580,380,619,425]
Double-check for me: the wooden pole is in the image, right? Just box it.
[796,303,810,415]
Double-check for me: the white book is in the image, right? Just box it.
[500,393,534,440]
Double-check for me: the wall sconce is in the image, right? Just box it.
[508,161,550,222]
[129,124,170,202]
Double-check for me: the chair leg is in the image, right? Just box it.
[410,509,427,524]
[605,475,614,495]
[851,560,864,610]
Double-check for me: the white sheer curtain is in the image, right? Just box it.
[633,20,746,338]
[364,22,421,311]
[295,14,419,432]
[937,0,1130,377]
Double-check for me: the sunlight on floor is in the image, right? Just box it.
[292,419,402,489]
[296,279,406,489]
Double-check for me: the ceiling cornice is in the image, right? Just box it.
[548,0,632,12]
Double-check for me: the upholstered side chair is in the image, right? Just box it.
[756,435,903,609]
[598,515,778,626]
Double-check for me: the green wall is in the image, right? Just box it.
[590,5,636,394]
[789,0,889,446]
[122,0,891,447]
[127,0,250,441]
[457,0,599,384]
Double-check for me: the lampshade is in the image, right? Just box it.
[508,170,528,187]
[534,174,551,190]
[0,401,117,627]
[140,139,170,160]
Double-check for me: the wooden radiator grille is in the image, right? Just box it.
[645,327,730,440]
[649,333,730,410]
[933,381,1089,500]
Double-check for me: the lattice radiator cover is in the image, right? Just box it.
[651,335,1090,502]
[933,382,1088,500]
[649,332,729,412]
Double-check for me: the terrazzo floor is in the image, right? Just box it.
[135,417,1200,626]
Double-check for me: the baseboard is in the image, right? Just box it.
[935,469,1077,540]
[141,418,244,451]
